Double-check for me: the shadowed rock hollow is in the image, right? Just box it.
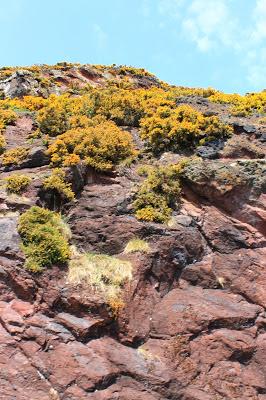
[0,63,265,400]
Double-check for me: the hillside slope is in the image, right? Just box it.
[0,63,265,400]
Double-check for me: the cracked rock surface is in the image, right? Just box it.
[0,64,265,400]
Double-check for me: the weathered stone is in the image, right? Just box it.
[0,325,51,400]
[55,312,104,339]
[0,64,265,399]
[182,248,266,307]
[151,286,262,337]
[0,215,21,258]
[0,301,25,334]
[22,146,50,168]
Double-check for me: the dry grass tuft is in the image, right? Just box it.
[124,238,150,254]
[68,249,132,310]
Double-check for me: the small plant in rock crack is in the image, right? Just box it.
[43,168,75,202]
[133,161,187,223]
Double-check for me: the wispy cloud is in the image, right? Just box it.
[157,0,266,89]
[246,0,266,88]
[251,0,266,42]
[182,0,240,52]
[92,24,108,49]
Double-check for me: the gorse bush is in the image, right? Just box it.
[1,96,46,112]
[208,92,243,106]
[5,174,31,194]
[133,162,187,223]
[171,86,218,99]
[209,91,266,116]
[47,120,135,171]
[1,147,28,166]
[116,65,154,77]
[0,109,17,131]
[0,134,6,154]
[18,206,70,272]
[0,109,16,155]
[43,168,75,201]
[35,94,96,136]
[37,96,70,136]
[140,104,233,154]
[92,88,145,126]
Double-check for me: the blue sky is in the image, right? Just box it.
[1,0,266,93]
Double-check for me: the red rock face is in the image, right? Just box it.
[0,65,265,399]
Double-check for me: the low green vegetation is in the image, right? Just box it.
[18,206,71,272]
[5,174,32,194]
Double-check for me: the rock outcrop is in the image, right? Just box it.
[0,63,265,399]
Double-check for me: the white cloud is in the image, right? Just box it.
[183,18,212,51]
[157,0,266,89]
[251,0,266,42]
[246,0,266,87]
[246,47,266,88]
[92,24,107,49]
[182,0,239,52]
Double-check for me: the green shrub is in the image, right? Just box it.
[5,174,31,194]
[136,164,154,176]
[18,206,70,272]
[43,168,75,201]
[133,163,186,223]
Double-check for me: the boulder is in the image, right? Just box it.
[182,248,266,307]
[0,214,22,259]
[55,312,105,339]
[151,286,262,337]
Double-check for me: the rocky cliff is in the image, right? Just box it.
[0,63,265,400]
